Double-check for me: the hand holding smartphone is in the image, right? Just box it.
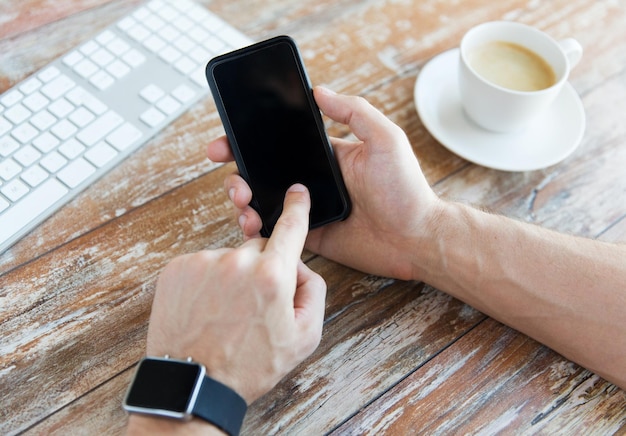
[206,36,350,237]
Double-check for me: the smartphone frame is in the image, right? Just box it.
[206,35,350,236]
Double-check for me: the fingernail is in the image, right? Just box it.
[318,86,336,96]
[228,188,235,201]
[238,213,247,229]
[288,183,307,193]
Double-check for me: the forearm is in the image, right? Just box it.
[414,201,626,389]
[126,415,226,435]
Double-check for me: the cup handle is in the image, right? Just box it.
[559,38,583,68]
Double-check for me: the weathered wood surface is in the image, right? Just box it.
[1,0,625,434]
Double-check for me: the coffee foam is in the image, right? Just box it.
[468,41,556,92]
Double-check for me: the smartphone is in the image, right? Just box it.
[206,35,350,237]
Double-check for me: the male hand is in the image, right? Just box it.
[145,184,326,405]
[207,87,442,280]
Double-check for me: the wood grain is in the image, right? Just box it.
[1,0,625,434]
[333,318,626,435]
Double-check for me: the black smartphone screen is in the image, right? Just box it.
[206,36,350,236]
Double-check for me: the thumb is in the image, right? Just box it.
[313,86,405,147]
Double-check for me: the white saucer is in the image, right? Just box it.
[414,48,585,172]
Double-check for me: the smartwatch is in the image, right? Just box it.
[123,356,247,436]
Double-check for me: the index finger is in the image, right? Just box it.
[264,184,311,261]
[206,135,235,162]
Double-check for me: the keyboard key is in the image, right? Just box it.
[133,7,150,21]
[22,92,50,112]
[107,38,131,56]
[171,84,196,103]
[117,16,136,31]
[190,6,210,24]
[85,142,118,167]
[79,40,99,56]
[159,24,180,41]
[127,24,151,42]
[21,164,49,187]
[69,107,96,128]
[0,135,20,157]
[48,98,75,118]
[51,119,78,140]
[107,122,143,151]
[0,90,23,108]
[190,68,208,87]
[158,46,182,64]
[41,75,76,100]
[33,132,60,153]
[0,178,68,244]
[106,60,131,79]
[173,16,193,32]
[0,158,22,181]
[74,59,99,79]
[63,50,84,67]
[190,46,211,64]
[140,107,166,127]
[66,87,107,115]
[188,26,209,43]
[205,36,225,54]
[174,35,195,52]
[0,197,8,213]
[57,157,96,188]
[59,138,85,159]
[89,70,115,91]
[4,104,31,125]
[122,49,146,67]
[221,26,253,48]
[158,5,179,21]
[203,12,226,31]
[96,30,116,45]
[13,144,41,167]
[11,123,39,144]
[156,95,181,115]
[174,56,195,75]
[173,0,194,12]
[38,66,60,83]
[40,151,68,173]
[30,110,57,131]
[143,34,167,53]
[144,14,165,31]
[147,0,166,12]
[76,111,123,146]
[2,179,30,202]
[19,77,43,95]
[140,84,165,103]
[0,117,12,136]
[91,48,115,67]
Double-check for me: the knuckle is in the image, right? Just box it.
[254,256,286,297]
[275,212,304,233]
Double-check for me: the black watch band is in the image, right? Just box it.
[123,356,247,436]
[194,375,247,436]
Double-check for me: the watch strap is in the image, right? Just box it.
[193,375,247,436]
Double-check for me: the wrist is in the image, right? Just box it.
[123,356,247,436]
[406,197,450,282]
[127,414,226,436]
[410,200,497,298]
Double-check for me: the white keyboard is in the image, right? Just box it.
[0,0,251,254]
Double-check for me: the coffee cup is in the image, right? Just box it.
[459,21,582,133]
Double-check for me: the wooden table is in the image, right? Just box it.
[2,0,625,434]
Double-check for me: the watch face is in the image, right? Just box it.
[124,357,205,419]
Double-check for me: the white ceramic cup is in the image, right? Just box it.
[459,21,582,133]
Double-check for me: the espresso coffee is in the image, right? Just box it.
[468,41,556,92]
